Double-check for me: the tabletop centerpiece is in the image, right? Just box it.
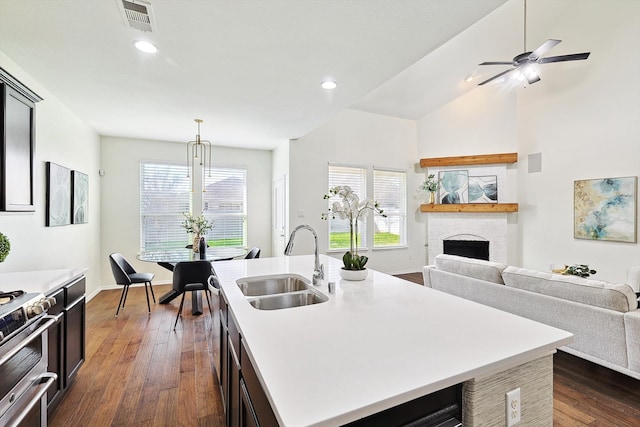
[181,213,213,253]
[322,186,385,281]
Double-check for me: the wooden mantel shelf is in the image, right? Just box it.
[420,203,519,213]
[420,152,517,168]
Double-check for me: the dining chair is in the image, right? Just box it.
[172,260,215,330]
[109,252,156,318]
[245,247,261,259]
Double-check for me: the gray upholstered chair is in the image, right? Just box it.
[245,247,261,259]
[172,261,215,329]
[108,252,155,317]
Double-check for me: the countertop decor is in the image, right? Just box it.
[322,185,385,276]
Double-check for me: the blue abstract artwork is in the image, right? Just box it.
[574,176,637,242]
[469,175,498,203]
[438,170,468,204]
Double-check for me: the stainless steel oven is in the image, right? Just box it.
[0,292,59,427]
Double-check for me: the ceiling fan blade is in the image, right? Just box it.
[528,39,561,60]
[479,61,513,66]
[538,52,591,64]
[478,68,515,86]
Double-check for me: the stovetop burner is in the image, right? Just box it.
[0,291,25,305]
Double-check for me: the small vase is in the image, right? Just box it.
[339,268,368,281]
[193,234,200,253]
[428,191,435,204]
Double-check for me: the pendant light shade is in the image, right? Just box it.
[186,119,212,192]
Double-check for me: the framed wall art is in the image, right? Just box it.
[46,162,71,226]
[469,175,498,203]
[574,176,637,243]
[438,170,469,204]
[72,170,88,224]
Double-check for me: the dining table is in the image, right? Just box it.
[138,247,247,315]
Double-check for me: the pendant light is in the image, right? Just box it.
[186,119,212,192]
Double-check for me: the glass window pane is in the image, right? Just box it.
[327,165,367,250]
[140,162,191,251]
[203,167,247,248]
[374,169,406,247]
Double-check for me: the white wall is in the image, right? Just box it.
[0,52,102,296]
[289,109,423,274]
[516,0,640,281]
[417,86,519,265]
[100,136,272,286]
[417,1,640,283]
[272,140,290,256]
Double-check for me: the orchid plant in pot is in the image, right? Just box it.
[181,213,214,253]
[322,186,386,280]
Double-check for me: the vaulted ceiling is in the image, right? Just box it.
[0,0,513,149]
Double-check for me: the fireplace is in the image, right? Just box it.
[443,240,489,261]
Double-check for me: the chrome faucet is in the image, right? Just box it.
[284,224,324,286]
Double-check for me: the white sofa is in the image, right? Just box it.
[423,254,640,379]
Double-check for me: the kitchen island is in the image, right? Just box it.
[213,255,572,426]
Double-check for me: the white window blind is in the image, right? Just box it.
[203,167,247,248]
[373,168,407,247]
[327,165,367,250]
[140,162,191,251]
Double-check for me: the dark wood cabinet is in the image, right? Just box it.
[64,295,85,385]
[46,276,86,415]
[240,380,259,427]
[239,342,278,427]
[0,67,41,212]
[219,290,277,427]
[46,288,65,407]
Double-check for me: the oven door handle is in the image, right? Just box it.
[6,373,58,427]
[0,315,57,367]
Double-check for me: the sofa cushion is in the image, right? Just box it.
[434,254,507,285]
[502,266,638,312]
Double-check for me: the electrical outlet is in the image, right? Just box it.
[506,388,521,426]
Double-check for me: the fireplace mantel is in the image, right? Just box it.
[421,203,518,213]
[420,152,517,168]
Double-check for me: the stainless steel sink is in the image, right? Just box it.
[237,274,310,296]
[248,291,328,310]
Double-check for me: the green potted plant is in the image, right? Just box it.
[0,232,10,262]
[553,264,597,278]
[422,174,438,204]
[322,186,386,280]
[181,213,214,252]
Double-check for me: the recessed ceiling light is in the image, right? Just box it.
[321,80,337,90]
[134,41,158,54]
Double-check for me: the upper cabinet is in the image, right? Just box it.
[420,152,518,213]
[1,67,42,212]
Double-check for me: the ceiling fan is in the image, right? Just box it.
[477,0,590,86]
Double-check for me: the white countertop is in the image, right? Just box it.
[214,255,573,427]
[0,268,87,295]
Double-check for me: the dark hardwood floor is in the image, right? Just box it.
[49,276,640,426]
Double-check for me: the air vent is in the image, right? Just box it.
[119,0,155,32]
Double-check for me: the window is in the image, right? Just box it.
[373,168,406,248]
[326,164,407,251]
[140,162,191,251]
[203,167,247,248]
[327,165,367,250]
